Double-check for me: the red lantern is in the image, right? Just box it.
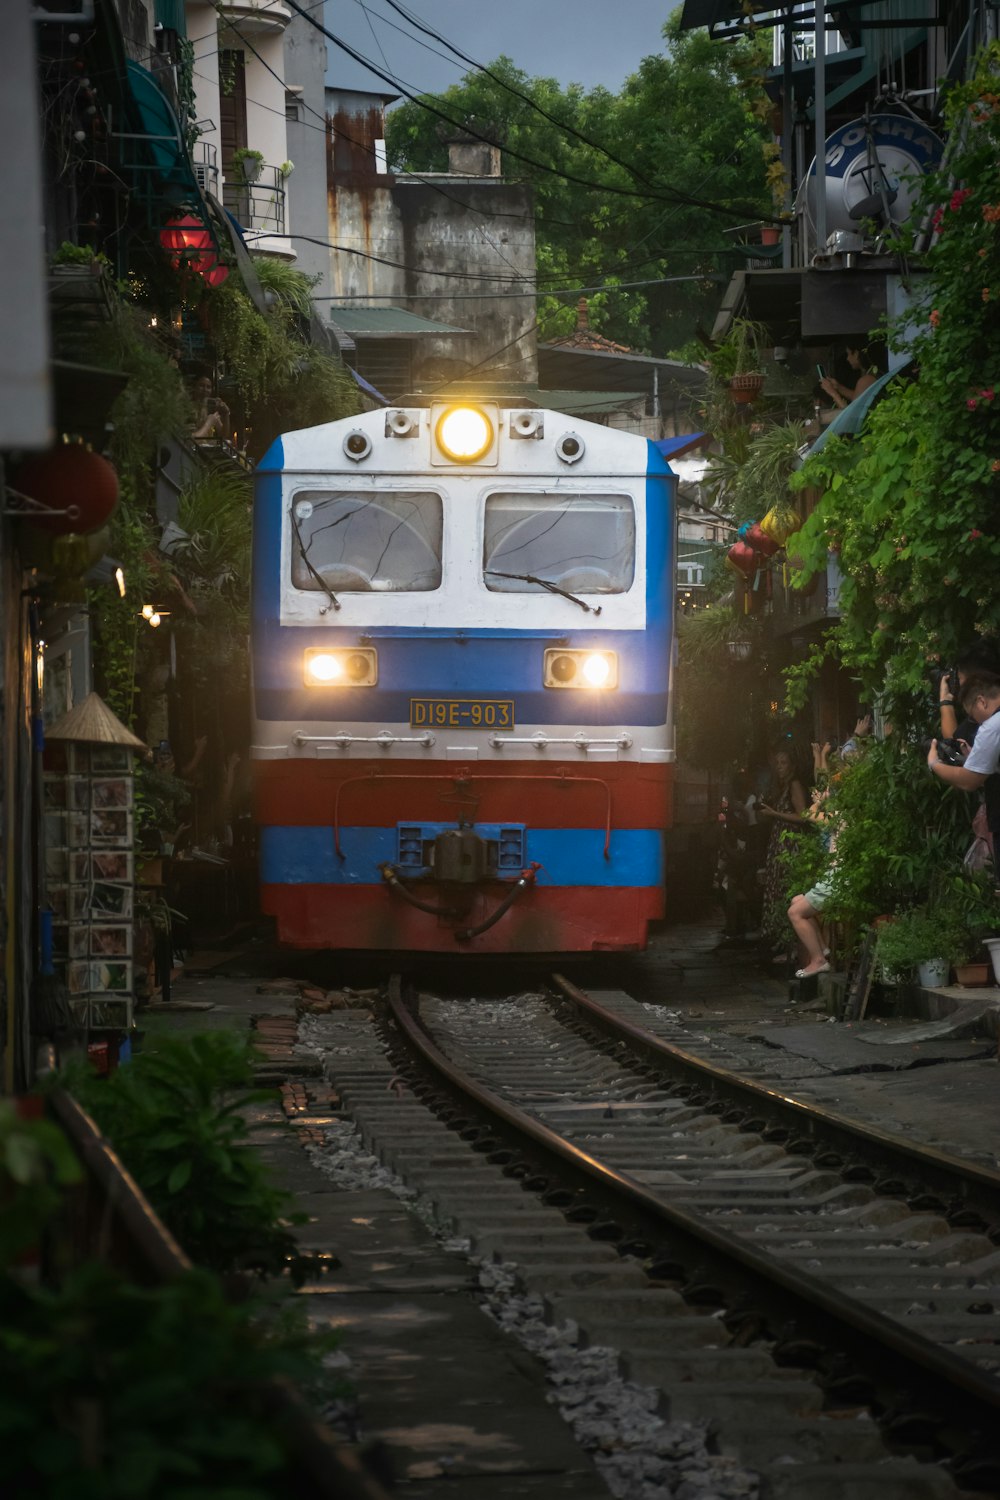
[15,443,119,536]
[201,263,229,287]
[744,521,779,557]
[726,539,757,579]
[159,214,217,276]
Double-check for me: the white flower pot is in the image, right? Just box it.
[985,937,1000,984]
[917,957,949,988]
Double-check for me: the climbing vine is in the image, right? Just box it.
[786,43,1000,723]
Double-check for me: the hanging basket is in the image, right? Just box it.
[729,372,766,405]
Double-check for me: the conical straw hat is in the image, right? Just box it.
[46,692,145,750]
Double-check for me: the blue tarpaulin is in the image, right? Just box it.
[652,432,708,461]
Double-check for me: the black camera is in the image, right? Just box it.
[930,665,960,700]
[922,735,966,766]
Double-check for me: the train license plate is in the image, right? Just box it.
[410,698,514,730]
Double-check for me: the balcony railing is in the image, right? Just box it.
[222,164,285,237]
[192,140,219,200]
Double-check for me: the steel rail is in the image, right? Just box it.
[388,984,1000,1436]
[551,972,1000,1219]
[48,1089,392,1500]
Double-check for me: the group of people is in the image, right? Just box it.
[718,637,1000,980]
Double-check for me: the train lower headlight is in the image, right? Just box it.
[582,652,612,687]
[435,405,493,462]
[543,648,618,689]
[303,647,377,686]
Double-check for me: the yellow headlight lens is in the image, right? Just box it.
[435,405,494,462]
[303,648,377,686]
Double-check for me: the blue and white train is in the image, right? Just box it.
[251,398,676,952]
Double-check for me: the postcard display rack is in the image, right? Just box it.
[44,741,134,1032]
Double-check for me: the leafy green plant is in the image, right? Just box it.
[707,316,768,382]
[0,1101,82,1265]
[875,906,962,972]
[0,1260,337,1498]
[231,147,265,181]
[51,242,109,268]
[251,255,318,319]
[63,1033,312,1281]
[784,43,1000,720]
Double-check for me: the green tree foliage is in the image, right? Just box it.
[786,46,1000,721]
[384,19,770,352]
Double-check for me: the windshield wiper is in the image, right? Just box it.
[290,509,340,613]
[485,570,602,615]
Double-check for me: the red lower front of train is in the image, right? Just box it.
[255,758,671,954]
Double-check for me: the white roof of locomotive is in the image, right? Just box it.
[261,403,657,480]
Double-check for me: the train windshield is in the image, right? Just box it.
[483,493,635,594]
[290,490,443,592]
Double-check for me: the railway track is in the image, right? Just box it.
[300,975,1000,1496]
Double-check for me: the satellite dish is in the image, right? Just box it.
[797,113,943,250]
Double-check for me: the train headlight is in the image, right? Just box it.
[303,647,377,686]
[582,652,612,688]
[435,405,494,463]
[543,648,618,690]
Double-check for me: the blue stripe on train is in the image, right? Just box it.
[260,825,664,887]
[251,445,674,727]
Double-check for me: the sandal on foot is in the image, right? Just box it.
[795,962,830,979]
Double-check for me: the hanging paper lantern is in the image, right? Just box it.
[160,213,216,274]
[201,263,229,287]
[725,539,758,579]
[15,443,119,536]
[744,521,780,557]
[760,501,800,547]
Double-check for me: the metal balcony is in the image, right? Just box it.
[192,140,219,200]
[222,164,285,237]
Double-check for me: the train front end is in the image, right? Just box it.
[251,400,675,953]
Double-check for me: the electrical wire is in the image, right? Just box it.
[194,33,735,294]
[281,0,776,222]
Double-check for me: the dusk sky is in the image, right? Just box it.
[323,1,675,98]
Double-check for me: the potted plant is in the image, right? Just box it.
[708,318,768,405]
[875,905,960,989]
[231,148,265,184]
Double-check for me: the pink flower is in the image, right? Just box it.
[983,387,996,401]
[969,529,984,539]
[930,308,941,327]
[968,397,979,410]
[932,207,945,232]
[951,187,972,212]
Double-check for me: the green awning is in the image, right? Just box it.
[125,61,199,194]
[805,368,899,456]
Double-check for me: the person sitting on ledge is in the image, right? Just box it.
[819,346,877,410]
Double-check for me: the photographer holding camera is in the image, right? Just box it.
[930,643,1000,856]
[928,670,1000,793]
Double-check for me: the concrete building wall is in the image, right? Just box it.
[326,91,537,388]
[283,8,330,297]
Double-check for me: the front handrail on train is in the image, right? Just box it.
[487,731,633,751]
[292,730,436,750]
[43,1088,394,1500]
